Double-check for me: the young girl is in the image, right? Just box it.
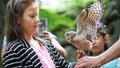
[89,22,109,56]
[2,0,76,68]
[89,22,120,68]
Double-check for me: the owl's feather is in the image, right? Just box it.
[65,0,104,50]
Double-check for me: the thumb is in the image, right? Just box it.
[76,50,85,61]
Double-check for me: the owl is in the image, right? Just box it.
[65,0,104,50]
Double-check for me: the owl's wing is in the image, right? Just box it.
[76,0,104,41]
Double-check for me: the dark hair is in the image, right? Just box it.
[5,0,38,44]
[97,22,108,34]
[96,22,109,50]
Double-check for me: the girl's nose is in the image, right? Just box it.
[34,17,39,23]
[92,39,96,45]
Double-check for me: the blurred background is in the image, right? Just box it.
[0,0,120,67]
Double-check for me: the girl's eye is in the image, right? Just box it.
[93,36,99,40]
[30,15,35,18]
[95,36,98,40]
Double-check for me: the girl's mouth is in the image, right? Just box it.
[92,45,97,49]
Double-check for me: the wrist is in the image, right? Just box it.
[95,56,103,67]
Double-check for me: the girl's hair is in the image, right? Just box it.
[5,0,38,44]
[87,22,109,56]
[96,22,109,51]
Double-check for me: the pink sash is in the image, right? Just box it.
[31,43,55,68]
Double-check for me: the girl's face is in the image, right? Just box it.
[20,2,39,37]
[91,32,107,55]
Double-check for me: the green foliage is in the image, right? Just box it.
[71,0,97,7]
[102,0,120,45]
[39,9,76,38]
[65,46,76,62]
[0,0,8,67]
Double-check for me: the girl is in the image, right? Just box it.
[90,22,109,56]
[2,0,76,68]
[89,22,120,68]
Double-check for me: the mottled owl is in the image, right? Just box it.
[65,0,104,50]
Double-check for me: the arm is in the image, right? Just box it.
[51,38,67,58]
[98,39,120,65]
[75,39,120,68]
[39,31,67,58]
[43,40,76,68]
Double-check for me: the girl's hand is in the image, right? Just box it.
[76,50,85,61]
[39,31,51,41]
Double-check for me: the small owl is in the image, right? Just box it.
[65,0,104,50]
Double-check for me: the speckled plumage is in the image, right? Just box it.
[65,0,104,50]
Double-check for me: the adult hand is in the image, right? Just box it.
[76,56,101,68]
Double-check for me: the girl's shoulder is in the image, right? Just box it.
[36,37,55,48]
[6,39,30,52]
[36,37,57,55]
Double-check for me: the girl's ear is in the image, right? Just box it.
[105,34,110,43]
[17,18,22,24]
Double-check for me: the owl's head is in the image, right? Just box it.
[65,31,76,43]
